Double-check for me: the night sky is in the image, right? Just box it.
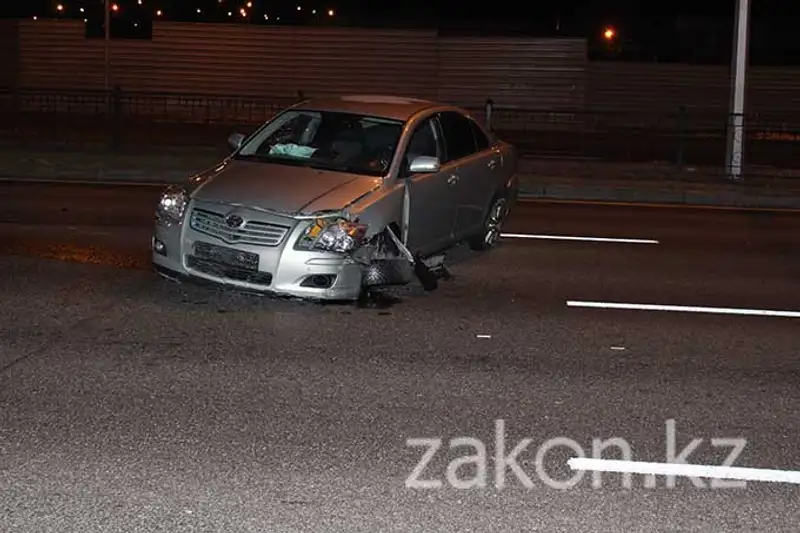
[2,1,800,64]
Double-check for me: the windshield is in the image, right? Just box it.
[235,109,405,177]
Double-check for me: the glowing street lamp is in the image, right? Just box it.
[603,27,616,40]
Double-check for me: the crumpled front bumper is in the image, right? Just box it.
[151,204,366,301]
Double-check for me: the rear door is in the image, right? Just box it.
[401,116,459,256]
[436,111,499,239]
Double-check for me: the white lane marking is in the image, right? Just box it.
[567,300,800,318]
[501,233,659,244]
[568,457,800,485]
[476,334,492,339]
[609,346,626,351]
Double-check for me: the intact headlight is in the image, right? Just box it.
[155,185,188,225]
[295,218,368,253]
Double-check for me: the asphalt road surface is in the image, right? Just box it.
[1,182,800,532]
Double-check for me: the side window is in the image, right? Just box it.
[402,118,439,174]
[438,111,477,163]
[470,119,490,152]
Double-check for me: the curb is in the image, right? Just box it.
[0,175,172,187]
[519,184,800,210]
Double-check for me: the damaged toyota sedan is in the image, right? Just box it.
[152,95,518,300]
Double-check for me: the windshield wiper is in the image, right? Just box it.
[305,162,376,175]
[234,154,309,166]
[234,155,379,175]
[233,153,267,162]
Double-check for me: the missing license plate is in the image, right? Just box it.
[193,241,259,270]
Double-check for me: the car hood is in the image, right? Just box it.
[190,159,382,216]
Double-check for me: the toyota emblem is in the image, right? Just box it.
[225,214,244,228]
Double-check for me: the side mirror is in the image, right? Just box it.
[408,155,440,173]
[228,132,246,151]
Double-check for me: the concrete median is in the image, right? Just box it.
[1,147,798,209]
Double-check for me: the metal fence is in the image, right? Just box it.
[491,105,800,170]
[2,87,800,180]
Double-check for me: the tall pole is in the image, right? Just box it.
[725,0,751,181]
[104,0,110,91]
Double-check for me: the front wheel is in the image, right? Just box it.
[468,195,508,251]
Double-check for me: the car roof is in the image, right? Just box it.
[291,95,446,122]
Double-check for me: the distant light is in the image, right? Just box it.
[312,9,316,14]
[228,11,233,16]
[56,4,64,11]
[240,8,247,16]
[138,0,143,4]
[264,14,269,20]
[328,9,334,16]
[247,1,253,7]
[603,27,616,40]
[79,7,85,13]
[134,22,139,27]
[111,4,119,12]
[156,10,162,16]
[297,5,302,10]
[197,8,201,13]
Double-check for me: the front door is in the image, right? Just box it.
[402,117,459,256]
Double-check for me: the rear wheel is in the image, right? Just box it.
[468,195,508,251]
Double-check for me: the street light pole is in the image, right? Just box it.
[104,0,110,91]
[725,0,751,181]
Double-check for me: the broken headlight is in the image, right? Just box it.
[155,185,188,225]
[295,218,368,253]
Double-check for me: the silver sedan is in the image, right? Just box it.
[152,95,519,300]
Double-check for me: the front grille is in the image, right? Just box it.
[190,208,290,246]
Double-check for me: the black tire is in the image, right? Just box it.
[468,194,509,251]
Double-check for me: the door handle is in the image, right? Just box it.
[447,174,459,185]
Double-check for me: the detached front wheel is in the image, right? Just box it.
[468,196,508,251]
